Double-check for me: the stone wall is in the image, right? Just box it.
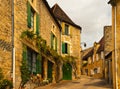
[61,22,81,79]
[116,1,120,89]
[0,0,12,79]
[104,26,112,55]
[14,0,61,88]
[38,0,61,54]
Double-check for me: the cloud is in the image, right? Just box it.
[47,0,112,49]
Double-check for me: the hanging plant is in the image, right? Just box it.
[21,30,36,39]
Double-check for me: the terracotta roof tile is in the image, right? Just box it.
[82,47,93,60]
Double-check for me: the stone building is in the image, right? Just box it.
[0,0,12,80]
[108,0,120,89]
[0,0,61,88]
[104,26,113,84]
[51,4,82,80]
[82,37,105,79]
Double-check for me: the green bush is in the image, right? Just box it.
[0,79,13,89]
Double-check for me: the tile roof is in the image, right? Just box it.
[42,0,61,30]
[51,4,82,30]
[82,47,93,60]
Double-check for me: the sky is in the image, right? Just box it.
[47,0,112,49]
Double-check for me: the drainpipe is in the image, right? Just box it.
[11,0,15,88]
[114,6,118,89]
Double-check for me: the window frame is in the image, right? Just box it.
[62,42,70,54]
[64,24,69,35]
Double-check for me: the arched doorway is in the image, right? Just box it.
[62,63,72,80]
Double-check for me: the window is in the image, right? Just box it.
[64,24,69,35]
[27,1,40,35]
[31,10,34,30]
[51,32,57,51]
[94,68,97,74]
[62,42,70,54]
[27,48,37,74]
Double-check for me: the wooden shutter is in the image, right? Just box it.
[36,54,42,74]
[51,33,53,49]
[36,14,40,35]
[27,1,31,28]
[55,37,57,51]
[62,42,65,53]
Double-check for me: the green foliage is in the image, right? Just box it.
[20,46,30,87]
[0,79,13,89]
[63,55,77,64]
[0,68,13,89]
[21,30,35,39]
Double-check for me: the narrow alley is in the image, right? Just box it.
[36,76,112,89]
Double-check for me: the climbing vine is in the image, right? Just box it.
[20,30,78,84]
[20,45,30,87]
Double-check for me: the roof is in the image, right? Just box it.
[82,47,93,60]
[51,4,82,30]
[42,0,61,31]
[108,0,116,6]
[97,36,104,53]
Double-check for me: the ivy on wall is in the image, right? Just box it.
[20,45,30,87]
[20,30,78,85]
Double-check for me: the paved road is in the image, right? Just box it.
[36,76,113,89]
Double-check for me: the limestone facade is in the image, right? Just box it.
[52,4,82,79]
[0,0,12,80]
[108,0,120,89]
[82,38,104,79]
[104,26,113,84]
[0,0,61,88]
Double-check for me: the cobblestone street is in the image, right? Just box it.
[36,76,112,89]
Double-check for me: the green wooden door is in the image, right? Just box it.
[62,63,72,80]
[48,61,53,81]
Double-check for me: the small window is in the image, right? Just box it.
[94,68,97,74]
[62,42,70,54]
[27,48,37,74]
[51,32,57,51]
[64,24,69,35]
